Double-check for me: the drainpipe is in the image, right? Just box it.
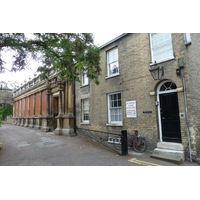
[178,60,192,162]
[73,82,77,135]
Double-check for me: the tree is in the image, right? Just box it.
[0,33,101,83]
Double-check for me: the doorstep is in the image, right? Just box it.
[151,142,185,162]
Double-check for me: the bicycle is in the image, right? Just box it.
[113,130,147,153]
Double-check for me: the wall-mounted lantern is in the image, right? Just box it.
[149,64,164,80]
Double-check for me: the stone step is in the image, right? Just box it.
[151,152,182,162]
[151,148,185,162]
[157,142,184,151]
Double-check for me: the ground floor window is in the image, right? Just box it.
[108,93,122,124]
[82,98,89,122]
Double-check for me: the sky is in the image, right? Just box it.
[0,32,122,88]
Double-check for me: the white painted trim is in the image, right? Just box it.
[149,33,174,64]
[107,92,122,124]
[106,47,119,77]
[157,90,163,142]
[150,56,175,65]
[105,73,120,80]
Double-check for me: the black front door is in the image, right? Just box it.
[160,92,182,143]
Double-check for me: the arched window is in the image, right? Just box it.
[159,81,177,92]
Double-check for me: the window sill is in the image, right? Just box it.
[105,73,120,80]
[80,122,90,125]
[80,84,89,88]
[106,123,123,127]
[150,56,175,65]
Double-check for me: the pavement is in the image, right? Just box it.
[0,124,199,166]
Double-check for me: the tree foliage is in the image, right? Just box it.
[0,33,101,83]
[0,104,13,120]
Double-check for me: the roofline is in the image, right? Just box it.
[99,33,130,49]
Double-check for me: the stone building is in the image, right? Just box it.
[75,33,200,161]
[13,72,75,136]
[0,82,13,123]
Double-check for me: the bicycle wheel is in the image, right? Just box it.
[113,138,121,150]
[133,138,147,153]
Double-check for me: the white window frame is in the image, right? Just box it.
[82,70,89,86]
[184,33,192,45]
[107,92,122,125]
[81,98,89,123]
[150,33,174,64]
[107,47,119,77]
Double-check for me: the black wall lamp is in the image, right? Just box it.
[149,64,164,80]
[176,58,185,76]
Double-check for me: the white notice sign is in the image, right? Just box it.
[126,101,137,118]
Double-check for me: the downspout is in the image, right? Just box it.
[73,82,77,135]
[180,66,192,162]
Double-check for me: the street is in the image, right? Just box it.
[0,124,198,166]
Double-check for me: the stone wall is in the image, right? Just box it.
[184,33,200,158]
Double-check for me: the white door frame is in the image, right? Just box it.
[156,80,178,142]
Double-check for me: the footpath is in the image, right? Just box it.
[0,124,199,166]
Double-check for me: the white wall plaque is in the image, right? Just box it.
[126,100,137,118]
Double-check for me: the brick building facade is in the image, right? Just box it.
[75,33,200,161]
[13,72,75,136]
[12,33,200,162]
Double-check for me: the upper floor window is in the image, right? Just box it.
[82,71,89,86]
[82,98,89,122]
[107,47,119,77]
[150,33,174,64]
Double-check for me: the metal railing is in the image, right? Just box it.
[76,127,128,155]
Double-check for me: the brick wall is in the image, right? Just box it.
[35,92,40,116]
[42,90,47,116]
[29,95,34,116]
[76,33,195,151]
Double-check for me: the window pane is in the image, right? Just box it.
[82,71,89,85]
[151,33,173,62]
[109,62,119,75]
[108,93,122,123]
[82,99,89,122]
[107,48,119,76]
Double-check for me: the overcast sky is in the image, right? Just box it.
[0,33,122,88]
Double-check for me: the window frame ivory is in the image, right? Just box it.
[107,47,119,77]
[82,70,89,86]
[107,92,122,125]
[150,33,174,64]
[81,98,90,123]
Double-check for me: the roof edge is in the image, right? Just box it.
[99,33,130,49]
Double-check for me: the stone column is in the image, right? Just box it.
[55,82,64,135]
[35,92,42,129]
[29,94,36,128]
[19,99,23,126]
[62,81,75,136]
[41,87,52,132]
[24,97,29,127]
[12,101,17,125]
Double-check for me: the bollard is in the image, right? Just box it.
[121,130,128,155]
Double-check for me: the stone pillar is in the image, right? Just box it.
[24,96,30,127]
[35,91,42,129]
[41,87,52,132]
[29,94,36,128]
[12,101,16,125]
[16,101,20,126]
[19,99,23,126]
[62,81,75,136]
[55,82,64,135]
